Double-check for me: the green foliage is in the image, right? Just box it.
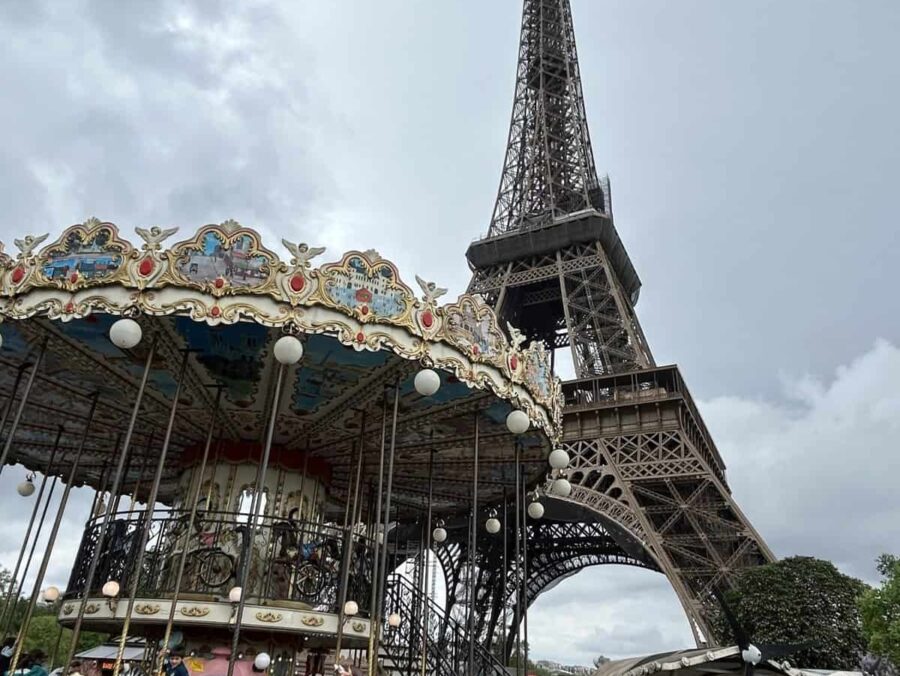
[860,554,900,668]
[20,615,105,669]
[713,556,868,670]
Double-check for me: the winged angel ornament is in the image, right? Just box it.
[415,275,447,305]
[135,226,179,250]
[282,241,326,268]
[13,233,48,258]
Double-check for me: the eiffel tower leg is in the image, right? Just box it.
[562,366,774,644]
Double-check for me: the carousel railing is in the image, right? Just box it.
[64,509,375,616]
[381,574,508,676]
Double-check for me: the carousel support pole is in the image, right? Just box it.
[8,393,99,676]
[334,412,366,664]
[498,464,508,659]
[374,383,401,667]
[113,349,191,676]
[226,358,288,676]
[468,412,479,676]
[127,432,156,514]
[0,337,47,477]
[0,363,29,445]
[419,442,434,676]
[64,337,158,671]
[513,441,522,676]
[0,426,62,633]
[154,385,224,676]
[521,461,530,675]
[367,392,389,676]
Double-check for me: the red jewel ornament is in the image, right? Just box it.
[65,302,75,314]
[361,306,369,316]
[356,332,365,343]
[69,272,78,284]
[138,257,154,277]
[210,306,221,317]
[214,277,225,289]
[421,310,434,328]
[510,355,518,370]
[289,274,305,292]
[472,345,480,355]
[11,266,25,284]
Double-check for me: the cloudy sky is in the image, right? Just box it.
[1,0,899,667]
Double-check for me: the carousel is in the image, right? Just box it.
[0,219,565,676]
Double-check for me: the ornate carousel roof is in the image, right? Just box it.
[0,218,562,514]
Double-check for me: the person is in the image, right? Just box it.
[66,661,83,676]
[165,653,189,676]
[18,650,48,676]
[0,638,15,676]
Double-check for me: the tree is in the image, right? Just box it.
[713,556,867,670]
[20,615,105,668]
[860,554,900,669]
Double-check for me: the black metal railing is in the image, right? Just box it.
[65,510,374,616]
[381,574,508,676]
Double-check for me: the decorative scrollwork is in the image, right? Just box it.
[300,615,324,627]
[255,611,283,623]
[84,603,101,614]
[180,605,210,617]
[135,603,161,615]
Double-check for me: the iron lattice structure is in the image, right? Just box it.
[463,0,775,648]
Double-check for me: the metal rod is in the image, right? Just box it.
[468,412,479,676]
[335,413,367,661]
[0,338,47,477]
[0,427,62,633]
[376,383,401,644]
[419,443,435,676]
[367,392,389,676]
[113,349,191,676]
[64,337,157,670]
[513,441,522,675]
[500,460,508,659]
[127,432,156,513]
[8,393,98,676]
[154,386,223,676]
[226,360,287,676]
[521,462,530,674]
[0,364,28,447]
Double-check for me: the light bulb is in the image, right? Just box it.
[228,586,242,603]
[387,612,401,628]
[102,580,120,597]
[551,478,572,498]
[485,517,501,534]
[254,653,271,670]
[343,600,359,616]
[506,410,529,434]
[273,336,304,364]
[432,527,447,543]
[414,369,441,396]
[43,586,60,602]
[548,448,569,470]
[527,501,544,519]
[110,318,142,349]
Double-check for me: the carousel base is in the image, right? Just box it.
[58,596,373,647]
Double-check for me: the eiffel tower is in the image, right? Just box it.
[459,0,774,649]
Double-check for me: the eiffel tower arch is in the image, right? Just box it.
[461,0,775,648]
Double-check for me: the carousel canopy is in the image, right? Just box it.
[0,219,562,515]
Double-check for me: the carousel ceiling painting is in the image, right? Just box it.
[0,218,563,513]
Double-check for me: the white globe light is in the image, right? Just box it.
[548,448,570,470]
[102,580,120,597]
[109,318,142,349]
[432,527,447,543]
[228,586,242,603]
[273,335,304,365]
[43,586,60,602]
[527,501,544,519]
[254,653,271,670]
[344,600,359,616]
[414,369,441,396]
[387,612,401,628]
[506,410,529,434]
[551,478,572,498]
[485,517,501,534]
[17,479,35,497]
